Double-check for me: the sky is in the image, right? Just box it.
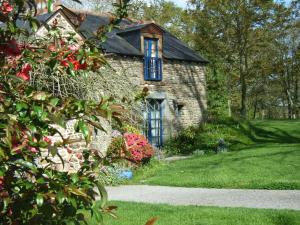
[169,0,187,8]
[159,0,292,8]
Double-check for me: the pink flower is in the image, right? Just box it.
[1,1,13,15]
[28,147,38,153]
[76,153,82,159]
[43,136,52,144]
[69,44,79,51]
[16,63,32,81]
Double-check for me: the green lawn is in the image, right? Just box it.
[131,120,300,189]
[99,201,300,225]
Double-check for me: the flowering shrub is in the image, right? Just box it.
[107,130,155,165]
[124,133,155,163]
[0,0,130,224]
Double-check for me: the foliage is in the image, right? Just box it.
[0,0,130,224]
[206,66,230,119]
[122,124,141,134]
[164,118,253,156]
[107,135,126,160]
[0,77,124,224]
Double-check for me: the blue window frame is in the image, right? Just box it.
[144,38,162,81]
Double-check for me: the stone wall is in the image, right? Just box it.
[107,55,207,139]
[36,9,84,41]
[39,118,111,173]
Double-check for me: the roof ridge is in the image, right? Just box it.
[60,6,114,18]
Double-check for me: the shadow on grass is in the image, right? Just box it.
[232,121,300,144]
[272,214,298,225]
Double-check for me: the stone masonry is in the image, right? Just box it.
[107,55,207,140]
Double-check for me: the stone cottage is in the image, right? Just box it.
[33,5,208,148]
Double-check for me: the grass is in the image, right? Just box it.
[99,201,300,225]
[130,120,300,189]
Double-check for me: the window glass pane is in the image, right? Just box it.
[151,41,157,57]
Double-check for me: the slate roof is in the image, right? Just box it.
[16,7,208,63]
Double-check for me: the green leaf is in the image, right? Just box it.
[57,191,67,204]
[96,182,107,208]
[30,19,39,32]
[36,194,44,207]
[91,207,103,224]
[8,21,16,33]
[71,174,79,183]
[77,120,90,142]
[48,0,54,12]
[14,159,38,173]
[48,145,58,157]
[49,98,59,107]
[1,198,9,213]
[32,105,43,118]
[36,177,45,184]
[68,188,90,199]
[16,102,28,112]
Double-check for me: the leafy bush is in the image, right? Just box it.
[164,118,254,155]
[0,1,130,224]
[107,135,126,160]
[124,133,154,163]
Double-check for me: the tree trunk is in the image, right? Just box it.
[228,99,232,117]
[285,89,293,119]
[239,53,247,118]
[253,96,258,119]
[294,72,299,118]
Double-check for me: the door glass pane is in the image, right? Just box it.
[146,99,163,147]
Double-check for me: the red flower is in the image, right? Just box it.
[1,2,13,15]
[43,136,52,144]
[79,62,88,70]
[72,60,81,71]
[61,53,88,71]
[61,60,69,67]
[0,176,4,191]
[0,39,22,57]
[28,146,38,153]
[16,63,32,81]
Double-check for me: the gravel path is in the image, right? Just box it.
[106,185,300,210]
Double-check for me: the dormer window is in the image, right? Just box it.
[144,38,162,81]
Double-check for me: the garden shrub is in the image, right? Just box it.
[107,130,155,165]
[164,117,254,155]
[0,1,131,224]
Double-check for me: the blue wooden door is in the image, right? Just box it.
[144,99,163,148]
